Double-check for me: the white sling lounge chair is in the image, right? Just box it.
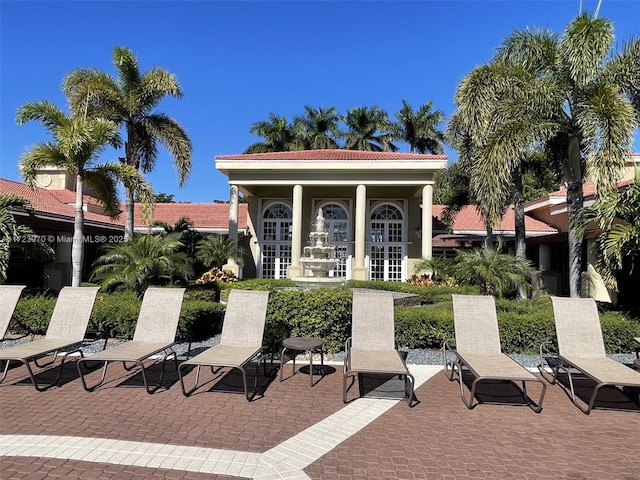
[178,289,270,401]
[77,287,185,394]
[0,286,99,391]
[0,285,25,340]
[343,290,416,406]
[444,294,547,412]
[542,296,640,414]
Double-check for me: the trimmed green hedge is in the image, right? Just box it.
[264,288,352,354]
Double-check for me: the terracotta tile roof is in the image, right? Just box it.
[133,202,248,230]
[432,204,556,233]
[546,179,634,199]
[216,149,447,161]
[1,178,248,231]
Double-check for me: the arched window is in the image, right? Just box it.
[369,203,405,281]
[261,203,292,278]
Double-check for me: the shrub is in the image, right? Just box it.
[395,303,454,349]
[90,291,141,338]
[185,283,220,302]
[12,295,56,334]
[600,312,640,353]
[347,280,478,305]
[178,300,226,341]
[265,288,352,354]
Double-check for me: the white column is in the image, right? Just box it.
[421,184,433,259]
[352,184,368,280]
[223,184,241,277]
[287,184,304,278]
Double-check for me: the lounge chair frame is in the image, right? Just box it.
[444,294,546,413]
[0,286,99,391]
[540,297,640,414]
[343,291,416,407]
[178,349,269,401]
[76,287,185,394]
[0,285,26,340]
[177,289,270,401]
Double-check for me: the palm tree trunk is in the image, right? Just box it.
[513,164,527,299]
[567,180,584,298]
[72,174,85,287]
[124,187,134,241]
[566,134,584,298]
[123,133,135,241]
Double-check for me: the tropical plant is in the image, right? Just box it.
[16,100,154,287]
[244,113,297,153]
[392,100,445,154]
[0,195,55,282]
[463,12,639,297]
[446,239,536,298]
[62,45,192,240]
[196,235,245,269]
[343,106,397,152]
[91,232,193,294]
[291,105,342,150]
[150,216,202,260]
[578,172,640,290]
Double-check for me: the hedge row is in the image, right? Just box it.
[9,283,640,355]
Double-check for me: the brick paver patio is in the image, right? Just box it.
[0,356,638,479]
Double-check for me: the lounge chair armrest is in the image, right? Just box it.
[442,338,457,366]
[344,337,352,371]
[539,341,558,369]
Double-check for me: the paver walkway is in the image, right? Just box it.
[0,357,638,479]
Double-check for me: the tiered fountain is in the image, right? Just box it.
[293,208,346,289]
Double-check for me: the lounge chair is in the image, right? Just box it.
[0,285,25,339]
[343,290,416,406]
[0,286,99,391]
[443,294,546,412]
[541,296,640,414]
[77,287,185,394]
[178,289,270,401]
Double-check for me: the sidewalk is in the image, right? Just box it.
[1,358,638,479]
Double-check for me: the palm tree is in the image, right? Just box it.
[196,235,245,269]
[393,100,445,154]
[244,113,297,153]
[150,216,201,259]
[343,106,397,152]
[447,239,536,297]
[62,45,192,241]
[291,105,342,150]
[0,195,55,282]
[578,172,640,291]
[470,13,639,297]
[16,100,154,287]
[91,232,193,295]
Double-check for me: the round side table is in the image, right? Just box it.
[279,337,324,386]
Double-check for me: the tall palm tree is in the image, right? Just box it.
[91,232,193,295]
[458,13,639,297]
[244,113,297,153]
[16,101,154,286]
[291,105,342,150]
[0,196,55,282]
[393,100,446,154]
[343,106,397,152]
[62,46,192,240]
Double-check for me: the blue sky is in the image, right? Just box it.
[1,0,639,203]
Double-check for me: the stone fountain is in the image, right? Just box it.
[293,208,346,289]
